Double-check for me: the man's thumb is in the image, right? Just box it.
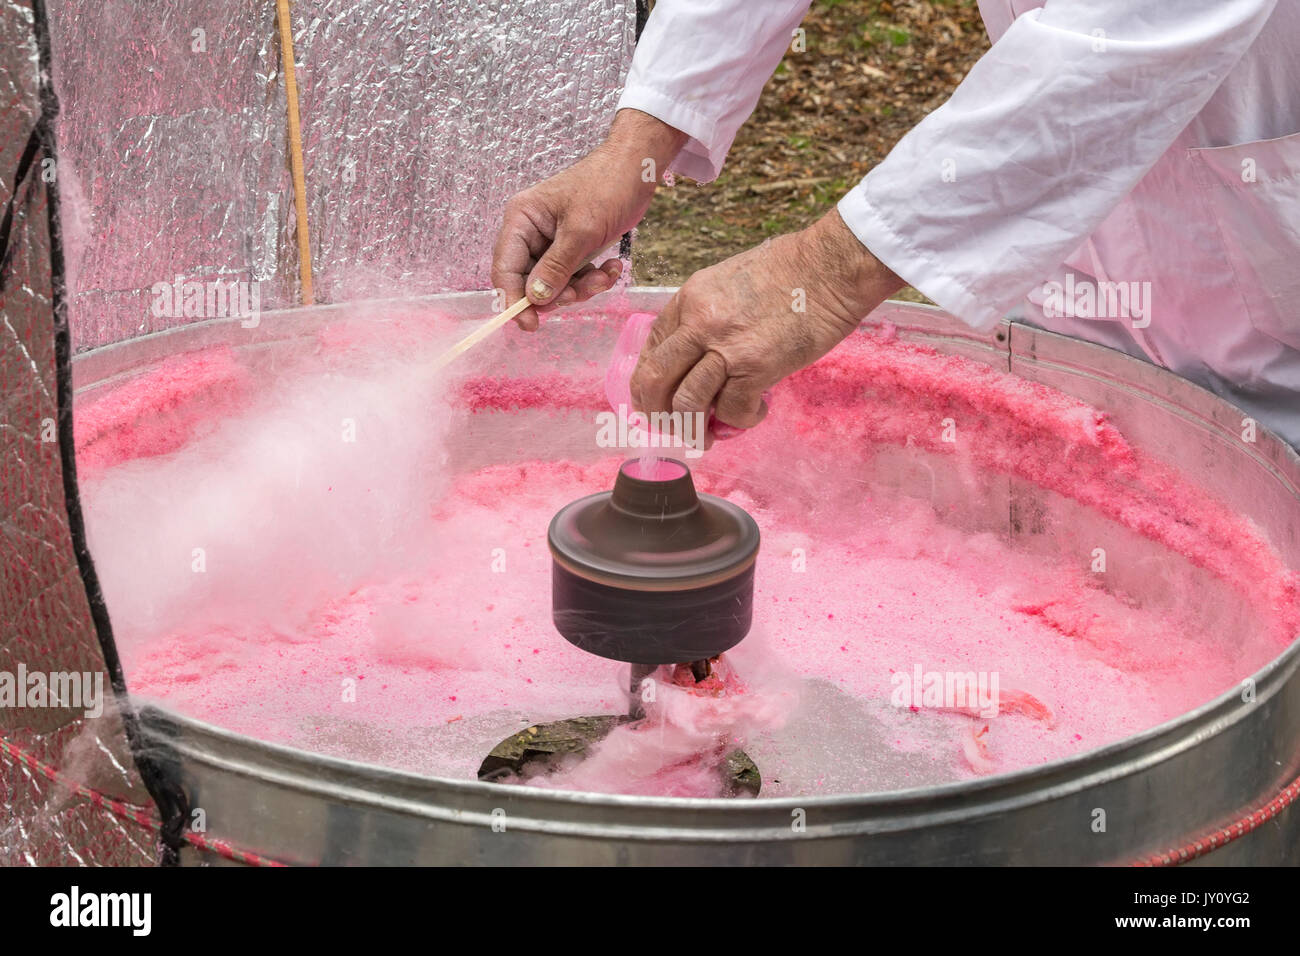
[527,229,592,304]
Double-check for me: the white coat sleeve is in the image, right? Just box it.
[616,0,813,183]
[837,0,1276,330]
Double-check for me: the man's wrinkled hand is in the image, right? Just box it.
[490,110,686,330]
[630,209,903,428]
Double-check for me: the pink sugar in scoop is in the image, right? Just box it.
[604,312,771,446]
[621,457,688,481]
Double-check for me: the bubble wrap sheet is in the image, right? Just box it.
[2,0,634,864]
[1,0,155,866]
[48,0,636,349]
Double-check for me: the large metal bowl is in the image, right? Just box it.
[74,289,1300,865]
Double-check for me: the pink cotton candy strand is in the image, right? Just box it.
[523,654,796,797]
[962,724,997,775]
[933,686,1056,727]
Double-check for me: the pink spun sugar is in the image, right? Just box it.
[622,457,685,481]
[76,312,1300,800]
[75,348,253,481]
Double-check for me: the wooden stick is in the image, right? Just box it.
[432,297,532,370]
[276,0,314,306]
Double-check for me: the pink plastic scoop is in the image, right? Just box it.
[604,312,769,442]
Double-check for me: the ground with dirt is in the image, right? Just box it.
[632,0,990,300]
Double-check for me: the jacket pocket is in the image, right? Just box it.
[1187,131,1300,351]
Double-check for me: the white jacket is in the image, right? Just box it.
[618,0,1300,446]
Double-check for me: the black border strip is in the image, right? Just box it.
[0,126,42,288]
[618,0,651,261]
[27,0,189,864]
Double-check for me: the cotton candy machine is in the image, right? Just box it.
[547,457,760,668]
[72,289,1300,865]
[478,455,763,793]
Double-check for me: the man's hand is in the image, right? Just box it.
[630,210,903,428]
[491,110,687,330]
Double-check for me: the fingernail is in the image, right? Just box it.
[531,279,553,300]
